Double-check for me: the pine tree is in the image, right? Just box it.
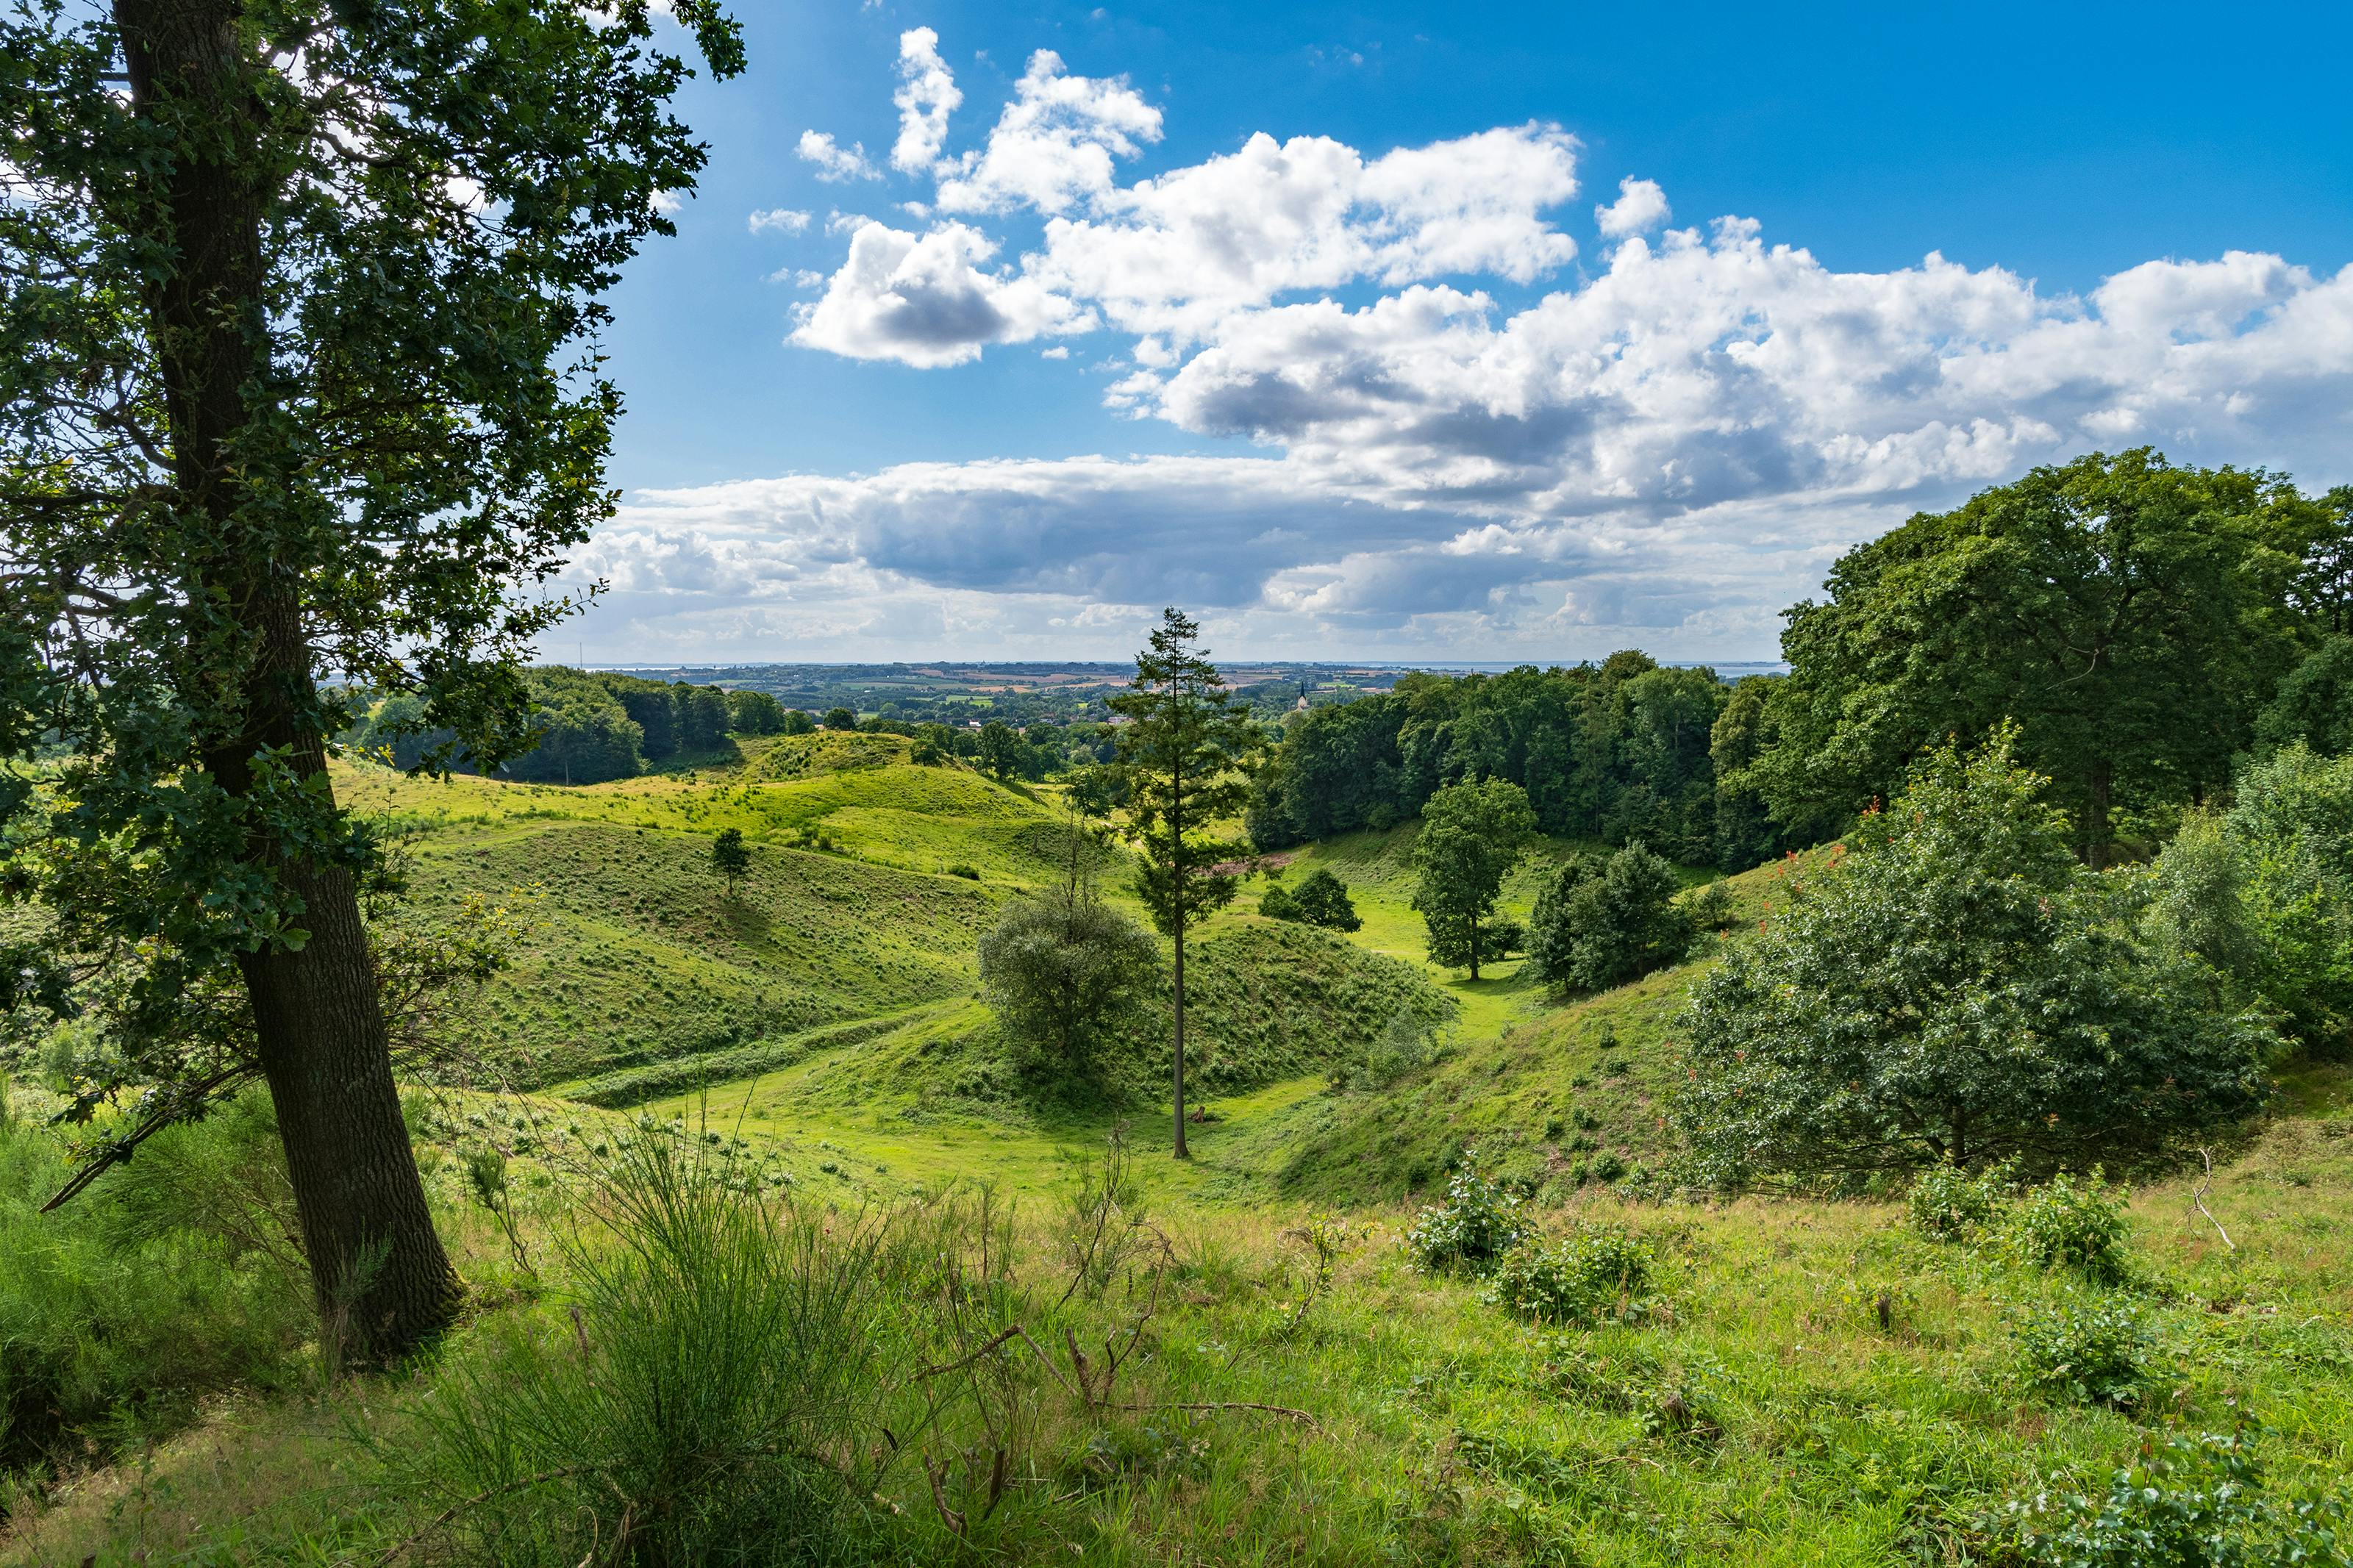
[1111,609,1260,1157]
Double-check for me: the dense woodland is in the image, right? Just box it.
[1253,454,2353,874]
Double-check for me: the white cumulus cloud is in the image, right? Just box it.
[797,130,879,182]
[789,221,1095,367]
[1024,123,1577,346]
[1595,176,1669,237]
[890,27,962,173]
[933,49,1163,215]
[748,207,812,235]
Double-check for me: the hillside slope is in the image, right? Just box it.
[352,741,1460,1110]
[1215,848,1818,1202]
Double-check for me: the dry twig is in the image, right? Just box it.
[2190,1147,2235,1251]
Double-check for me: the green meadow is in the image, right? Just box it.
[10,736,2353,1567]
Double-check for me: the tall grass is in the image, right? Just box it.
[0,1089,313,1495]
[385,1130,934,1566]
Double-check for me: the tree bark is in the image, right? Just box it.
[1171,904,1188,1159]
[2085,759,2113,870]
[116,0,458,1358]
[1170,745,1189,1159]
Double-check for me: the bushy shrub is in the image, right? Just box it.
[1260,867,1361,931]
[2011,1297,2156,1406]
[979,876,1160,1072]
[2222,745,2353,1050]
[1679,729,2274,1182]
[1403,1156,1527,1276]
[2001,1431,2353,1567]
[1683,878,1736,934]
[1487,1226,1657,1327]
[1906,1157,2014,1242]
[2006,1170,2132,1284]
[1335,1007,1438,1091]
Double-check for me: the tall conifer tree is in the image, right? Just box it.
[1111,609,1257,1157]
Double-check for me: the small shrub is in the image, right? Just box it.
[1054,1123,1155,1303]
[1683,878,1735,934]
[1907,1157,2014,1242]
[2011,1296,2156,1406]
[1290,868,1362,931]
[1404,1156,1527,1276]
[2000,1431,2353,1567]
[1336,1007,1438,1091]
[1487,1226,1658,1327]
[1271,1211,1354,1339]
[2006,1170,2132,1283]
[946,862,981,880]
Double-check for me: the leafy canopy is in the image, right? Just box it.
[0,0,741,1156]
[1678,728,2274,1180]
[2218,744,2353,1048]
[1410,777,1536,979]
[1742,451,2325,862]
[1110,609,1259,939]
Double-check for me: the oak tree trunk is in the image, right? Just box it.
[117,0,457,1358]
[2085,759,2113,870]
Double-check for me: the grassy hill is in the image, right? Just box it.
[349,736,1035,1085]
[14,745,2353,1567]
[351,738,1462,1105]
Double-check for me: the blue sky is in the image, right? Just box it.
[566,0,2353,664]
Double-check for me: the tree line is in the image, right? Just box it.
[353,667,796,783]
[1250,453,2353,876]
[1246,654,1776,870]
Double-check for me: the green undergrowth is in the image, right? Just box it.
[13,1100,2353,1567]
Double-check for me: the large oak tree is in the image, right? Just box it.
[1738,451,2326,865]
[0,0,740,1356]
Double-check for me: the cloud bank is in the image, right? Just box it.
[612,34,2353,661]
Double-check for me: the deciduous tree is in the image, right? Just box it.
[1679,729,2273,1180]
[1410,778,1537,979]
[1742,451,2322,865]
[0,0,741,1356]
